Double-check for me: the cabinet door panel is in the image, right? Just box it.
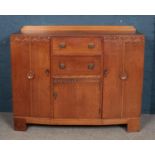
[123,41,144,117]
[53,78,101,119]
[103,36,144,119]
[11,37,31,116]
[103,38,123,118]
[30,38,51,117]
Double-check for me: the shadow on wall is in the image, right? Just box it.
[0,37,12,111]
[150,19,155,113]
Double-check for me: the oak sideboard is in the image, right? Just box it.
[10,26,144,132]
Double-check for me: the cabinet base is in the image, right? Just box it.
[13,117,141,132]
[127,118,141,132]
[14,118,27,131]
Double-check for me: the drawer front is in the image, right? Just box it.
[53,37,102,55]
[53,56,101,76]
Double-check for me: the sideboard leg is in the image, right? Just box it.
[14,118,27,131]
[127,118,141,132]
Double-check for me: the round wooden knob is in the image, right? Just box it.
[88,42,95,48]
[103,69,109,77]
[59,63,66,69]
[59,42,66,48]
[27,71,35,80]
[120,72,128,80]
[88,63,95,70]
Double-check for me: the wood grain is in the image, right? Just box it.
[123,40,144,118]
[30,37,51,117]
[127,118,141,132]
[14,118,27,131]
[11,26,144,132]
[53,56,101,76]
[53,78,102,119]
[11,36,31,116]
[15,116,131,125]
[53,37,102,55]
[21,26,136,34]
[103,37,123,118]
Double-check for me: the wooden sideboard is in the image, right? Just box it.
[10,26,144,132]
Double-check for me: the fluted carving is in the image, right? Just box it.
[104,35,144,42]
[11,35,51,42]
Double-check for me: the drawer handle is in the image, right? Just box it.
[88,43,95,48]
[59,63,66,69]
[27,71,35,80]
[45,69,50,76]
[53,92,58,100]
[88,63,95,70]
[59,42,66,48]
[120,72,128,80]
[103,69,109,77]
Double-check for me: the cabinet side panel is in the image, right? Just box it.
[11,36,31,116]
[30,37,51,117]
[123,38,144,117]
[103,37,123,118]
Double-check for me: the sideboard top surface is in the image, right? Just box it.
[20,25,137,35]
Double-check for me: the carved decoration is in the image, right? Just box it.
[31,36,51,42]
[11,36,30,42]
[11,35,51,42]
[104,35,144,42]
[53,78,99,83]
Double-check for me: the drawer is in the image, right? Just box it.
[53,56,101,76]
[52,37,102,55]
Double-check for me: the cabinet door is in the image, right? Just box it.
[123,39,144,118]
[103,36,144,119]
[53,78,101,119]
[11,36,51,117]
[11,36,31,116]
[30,37,51,117]
[103,38,123,118]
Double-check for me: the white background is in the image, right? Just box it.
[0,0,154,154]
[0,140,154,155]
[0,0,154,15]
